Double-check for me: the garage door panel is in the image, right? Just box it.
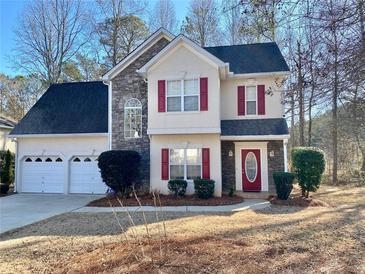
[70,158,107,194]
[22,157,64,193]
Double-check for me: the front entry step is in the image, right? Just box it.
[235,191,273,199]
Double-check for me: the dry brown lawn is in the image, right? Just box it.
[1,184,364,274]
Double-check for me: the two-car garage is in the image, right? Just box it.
[9,81,110,195]
[20,154,107,194]
[15,135,109,194]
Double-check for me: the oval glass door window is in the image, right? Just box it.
[245,152,257,183]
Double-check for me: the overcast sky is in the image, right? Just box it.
[0,0,191,77]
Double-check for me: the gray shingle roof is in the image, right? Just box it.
[204,42,289,74]
[10,81,108,135]
[221,118,289,136]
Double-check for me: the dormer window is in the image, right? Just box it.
[124,98,142,138]
[166,79,199,112]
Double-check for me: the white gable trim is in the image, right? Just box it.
[137,35,230,78]
[102,28,175,81]
[228,71,290,78]
[221,135,290,140]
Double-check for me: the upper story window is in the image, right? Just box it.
[166,79,199,112]
[246,86,257,115]
[124,98,142,138]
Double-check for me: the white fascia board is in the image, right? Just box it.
[147,127,221,135]
[228,71,290,79]
[221,134,290,141]
[0,125,14,129]
[137,35,228,77]
[102,28,175,81]
[10,133,108,138]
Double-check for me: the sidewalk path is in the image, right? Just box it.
[73,199,270,213]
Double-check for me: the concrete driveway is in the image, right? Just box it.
[0,194,103,234]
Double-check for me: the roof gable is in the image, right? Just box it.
[137,35,229,78]
[204,42,289,74]
[10,81,108,135]
[102,28,175,81]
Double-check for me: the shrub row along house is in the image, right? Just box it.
[10,28,290,197]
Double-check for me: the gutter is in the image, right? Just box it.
[9,133,108,138]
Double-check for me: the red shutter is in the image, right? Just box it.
[200,77,208,111]
[258,85,266,115]
[158,80,166,112]
[237,86,245,116]
[202,148,210,179]
[161,149,169,180]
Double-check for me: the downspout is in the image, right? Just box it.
[103,80,112,150]
[12,137,18,193]
[283,139,288,172]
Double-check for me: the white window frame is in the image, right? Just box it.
[245,85,258,116]
[166,79,200,112]
[124,98,142,139]
[169,148,202,181]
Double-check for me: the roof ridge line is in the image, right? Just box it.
[204,42,277,48]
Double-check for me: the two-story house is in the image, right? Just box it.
[10,28,289,197]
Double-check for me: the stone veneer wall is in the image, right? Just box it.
[111,38,170,190]
[221,140,285,193]
[221,141,236,192]
[267,140,285,193]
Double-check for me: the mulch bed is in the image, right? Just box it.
[87,194,244,207]
[269,196,329,207]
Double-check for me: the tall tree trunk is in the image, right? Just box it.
[308,56,315,146]
[290,89,296,148]
[332,30,339,185]
[297,41,305,146]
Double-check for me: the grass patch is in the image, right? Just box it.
[1,184,364,273]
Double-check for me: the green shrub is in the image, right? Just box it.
[273,172,295,200]
[228,187,235,197]
[98,150,141,196]
[0,150,14,186]
[168,179,187,197]
[194,178,215,199]
[291,147,325,198]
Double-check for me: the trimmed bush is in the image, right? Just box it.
[0,150,14,186]
[273,172,295,200]
[168,179,187,197]
[98,150,141,196]
[291,147,325,198]
[194,178,215,199]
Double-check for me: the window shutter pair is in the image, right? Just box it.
[157,78,208,112]
[161,148,210,180]
[237,85,266,115]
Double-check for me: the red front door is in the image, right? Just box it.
[241,149,261,192]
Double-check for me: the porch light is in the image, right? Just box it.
[229,150,233,157]
[270,150,275,157]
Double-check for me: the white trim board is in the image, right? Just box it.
[228,71,290,79]
[11,133,108,138]
[102,28,175,81]
[221,135,289,141]
[148,127,221,135]
[234,142,269,192]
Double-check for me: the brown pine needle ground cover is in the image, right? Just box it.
[88,193,244,207]
[1,184,364,273]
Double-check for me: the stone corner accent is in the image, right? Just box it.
[111,37,170,190]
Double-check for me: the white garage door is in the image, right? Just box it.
[22,156,64,193]
[69,156,107,194]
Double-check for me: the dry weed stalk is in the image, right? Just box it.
[108,189,169,268]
